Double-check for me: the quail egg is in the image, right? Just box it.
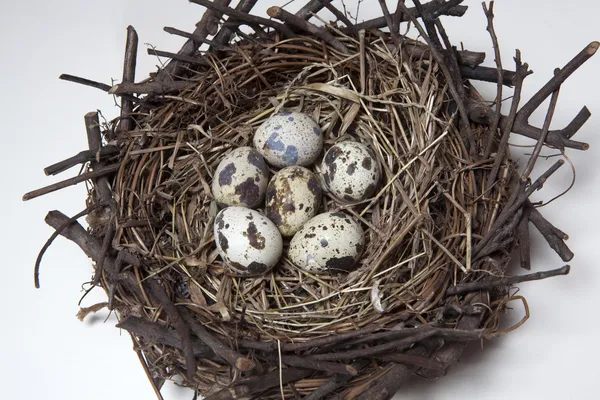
[265,166,322,237]
[288,211,364,273]
[214,206,283,276]
[321,141,380,202]
[253,111,323,168]
[212,147,269,208]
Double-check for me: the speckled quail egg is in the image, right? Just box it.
[253,111,323,168]
[321,141,380,203]
[265,166,322,237]
[288,211,365,273]
[214,206,283,276]
[212,147,269,208]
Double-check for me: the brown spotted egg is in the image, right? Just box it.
[288,212,364,274]
[214,207,283,276]
[212,147,269,208]
[265,166,322,237]
[253,112,323,168]
[321,141,380,203]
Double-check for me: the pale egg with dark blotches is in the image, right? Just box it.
[212,147,269,208]
[265,166,322,237]
[214,206,283,276]
[288,211,365,274]
[321,141,380,203]
[253,111,323,168]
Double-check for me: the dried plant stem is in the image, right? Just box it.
[43,146,118,176]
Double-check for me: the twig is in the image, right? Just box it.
[43,146,118,176]
[303,361,370,400]
[521,78,560,180]
[374,353,446,370]
[296,0,326,21]
[460,65,516,86]
[317,0,355,31]
[22,163,119,201]
[59,74,112,92]
[120,26,139,132]
[528,203,573,261]
[164,27,232,52]
[109,80,190,95]
[446,265,570,296]
[148,48,209,66]
[213,0,259,46]
[181,310,255,371]
[377,0,400,46]
[117,316,215,358]
[267,6,349,54]
[34,202,108,288]
[482,1,503,159]
[517,207,531,270]
[484,52,530,190]
[350,1,467,32]
[204,368,312,400]
[189,0,296,38]
[85,111,113,202]
[280,355,356,376]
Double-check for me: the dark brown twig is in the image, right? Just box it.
[119,26,138,133]
[350,1,467,32]
[296,0,326,21]
[528,203,573,261]
[164,26,232,52]
[189,0,296,38]
[147,48,209,66]
[517,207,531,270]
[22,163,119,201]
[377,0,400,45]
[43,146,118,176]
[460,65,516,86]
[213,0,258,46]
[280,355,356,376]
[303,361,370,400]
[447,265,570,296]
[267,6,349,54]
[109,79,190,95]
[181,310,255,371]
[317,0,355,30]
[59,74,112,92]
[482,1,504,159]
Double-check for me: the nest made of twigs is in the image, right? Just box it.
[28,1,594,399]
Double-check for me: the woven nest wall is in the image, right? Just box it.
[26,1,597,399]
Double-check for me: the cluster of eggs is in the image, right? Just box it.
[211,111,381,277]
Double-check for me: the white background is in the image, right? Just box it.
[2,1,599,399]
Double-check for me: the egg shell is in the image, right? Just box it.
[214,207,283,276]
[265,166,322,237]
[253,112,323,168]
[211,147,269,208]
[288,211,364,273]
[321,141,381,202]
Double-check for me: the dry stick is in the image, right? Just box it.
[398,1,476,157]
[189,0,296,38]
[374,353,446,370]
[516,41,599,126]
[296,0,326,21]
[528,203,573,262]
[346,326,489,347]
[42,210,198,380]
[157,0,228,81]
[460,65,516,86]
[303,360,370,400]
[22,163,119,201]
[406,44,486,68]
[447,265,570,296]
[392,0,406,35]
[308,330,436,361]
[377,0,400,45]
[482,1,504,159]
[212,0,258,46]
[120,26,138,133]
[283,325,381,352]
[129,334,166,400]
[33,201,108,288]
[43,146,118,176]
[116,316,216,358]
[355,347,428,400]
[181,309,255,371]
[164,26,232,52]
[316,0,355,30]
[267,6,349,54]
[280,355,357,376]
[85,112,113,203]
[59,74,112,92]
[484,53,529,191]
[521,80,560,180]
[109,79,190,95]
[517,207,531,270]
[204,368,312,400]
[351,1,467,32]
[147,48,209,66]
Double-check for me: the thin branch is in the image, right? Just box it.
[59,73,111,92]
[317,0,355,30]
[120,26,138,132]
[460,65,516,86]
[148,48,209,66]
[43,146,118,176]
[447,265,570,296]
[109,79,190,95]
[267,6,349,54]
[296,0,326,21]
[164,26,232,52]
[213,0,259,46]
[528,203,573,261]
[517,207,531,270]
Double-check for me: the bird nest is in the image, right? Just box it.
[26,1,596,399]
